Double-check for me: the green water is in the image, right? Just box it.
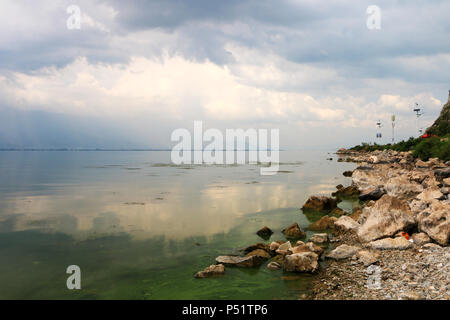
[0,151,356,299]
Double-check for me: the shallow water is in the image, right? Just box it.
[0,150,356,299]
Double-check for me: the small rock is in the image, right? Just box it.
[356,250,380,266]
[308,216,337,231]
[400,291,421,300]
[343,170,353,177]
[349,208,363,221]
[290,242,324,256]
[309,233,329,244]
[325,244,360,260]
[366,237,413,250]
[242,243,269,254]
[332,185,359,198]
[417,201,450,245]
[411,232,431,245]
[416,187,444,203]
[422,243,442,251]
[358,187,385,201]
[330,207,347,216]
[269,241,282,251]
[195,264,225,278]
[246,249,271,260]
[443,177,450,187]
[302,196,338,212]
[282,222,306,239]
[276,241,292,255]
[434,167,450,181]
[215,255,266,268]
[334,216,360,232]
[283,252,319,273]
[256,226,273,239]
[266,262,281,270]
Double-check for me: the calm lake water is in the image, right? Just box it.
[0,150,356,299]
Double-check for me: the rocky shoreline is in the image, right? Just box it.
[194,148,449,300]
[310,149,449,300]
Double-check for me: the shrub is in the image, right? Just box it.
[413,134,450,161]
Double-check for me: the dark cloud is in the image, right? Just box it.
[0,1,449,148]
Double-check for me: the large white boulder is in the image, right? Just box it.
[357,195,416,243]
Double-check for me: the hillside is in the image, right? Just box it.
[426,99,450,136]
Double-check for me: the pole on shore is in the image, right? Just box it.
[391,115,395,143]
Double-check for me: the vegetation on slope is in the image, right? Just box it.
[426,100,450,136]
[349,98,450,161]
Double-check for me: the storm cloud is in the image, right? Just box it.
[0,0,449,148]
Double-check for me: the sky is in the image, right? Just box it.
[0,0,449,149]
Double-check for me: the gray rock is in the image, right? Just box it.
[266,262,281,270]
[434,167,450,181]
[215,255,266,268]
[275,241,292,255]
[385,176,423,199]
[309,233,329,244]
[357,195,416,243]
[411,232,431,245]
[356,250,380,266]
[417,201,450,245]
[325,244,360,260]
[416,187,444,203]
[359,186,385,201]
[335,216,360,232]
[366,237,413,250]
[422,243,442,251]
[283,252,319,273]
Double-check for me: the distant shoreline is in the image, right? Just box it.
[0,148,284,152]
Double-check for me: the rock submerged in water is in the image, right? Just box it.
[283,252,319,273]
[302,195,338,212]
[246,249,271,259]
[256,226,273,240]
[194,264,225,278]
[332,185,359,198]
[242,243,270,254]
[343,170,353,177]
[282,222,306,239]
[308,216,337,231]
[266,261,281,270]
[357,194,416,243]
[215,255,266,268]
[330,207,346,216]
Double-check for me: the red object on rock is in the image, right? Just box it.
[420,133,438,139]
[401,232,410,240]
